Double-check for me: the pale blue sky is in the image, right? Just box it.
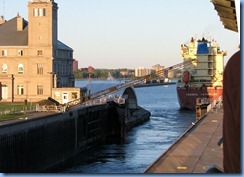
[1,0,240,69]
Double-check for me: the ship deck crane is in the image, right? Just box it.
[65,59,196,111]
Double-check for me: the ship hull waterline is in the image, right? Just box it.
[177,86,223,110]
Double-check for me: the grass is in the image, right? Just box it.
[0,103,32,109]
[0,113,27,122]
[0,103,35,122]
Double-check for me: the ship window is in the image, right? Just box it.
[208,69,213,75]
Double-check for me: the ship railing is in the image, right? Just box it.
[206,96,222,113]
[196,98,211,105]
[83,94,126,107]
[36,105,64,112]
[195,96,222,121]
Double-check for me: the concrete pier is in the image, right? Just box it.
[145,107,223,173]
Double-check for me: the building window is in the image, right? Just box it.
[1,50,7,56]
[43,9,46,16]
[18,50,23,56]
[37,85,43,95]
[55,50,59,57]
[33,8,39,17]
[37,64,43,75]
[2,64,7,73]
[39,8,46,16]
[72,92,78,99]
[33,8,46,17]
[37,50,43,56]
[39,9,43,16]
[17,85,24,95]
[18,64,24,74]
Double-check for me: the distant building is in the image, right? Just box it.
[135,67,151,77]
[152,64,164,77]
[88,66,94,73]
[0,0,79,103]
[152,64,164,72]
[120,69,129,76]
[73,59,78,72]
[168,70,175,79]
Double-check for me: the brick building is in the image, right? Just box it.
[73,59,79,72]
[0,0,79,103]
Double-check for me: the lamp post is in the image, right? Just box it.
[88,73,91,96]
[12,74,14,102]
[87,66,94,96]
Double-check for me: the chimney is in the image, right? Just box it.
[17,13,24,31]
[0,16,6,25]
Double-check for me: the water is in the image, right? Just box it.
[63,80,195,173]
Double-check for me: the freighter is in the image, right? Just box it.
[177,36,226,110]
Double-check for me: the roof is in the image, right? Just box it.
[37,97,60,106]
[0,17,28,46]
[0,16,73,51]
[57,40,73,51]
[211,0,238,32]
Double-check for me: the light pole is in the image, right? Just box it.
[88,73,91,96]
[87,66,94,96]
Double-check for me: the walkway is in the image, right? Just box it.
[145,107,223,173]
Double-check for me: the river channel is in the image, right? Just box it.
[62,80,195,173]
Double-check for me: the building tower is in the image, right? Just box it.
[28,0,58,48]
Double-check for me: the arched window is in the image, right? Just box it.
[2,64,7,73]
[18,64,24,74]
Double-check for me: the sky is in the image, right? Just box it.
[0,0,240,69]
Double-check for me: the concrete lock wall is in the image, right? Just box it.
[116,87,138,109]
[0,104,119,172]
[0,112,76,172]
[123,87,138,109]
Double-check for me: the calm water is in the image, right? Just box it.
[63,80,195,173]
